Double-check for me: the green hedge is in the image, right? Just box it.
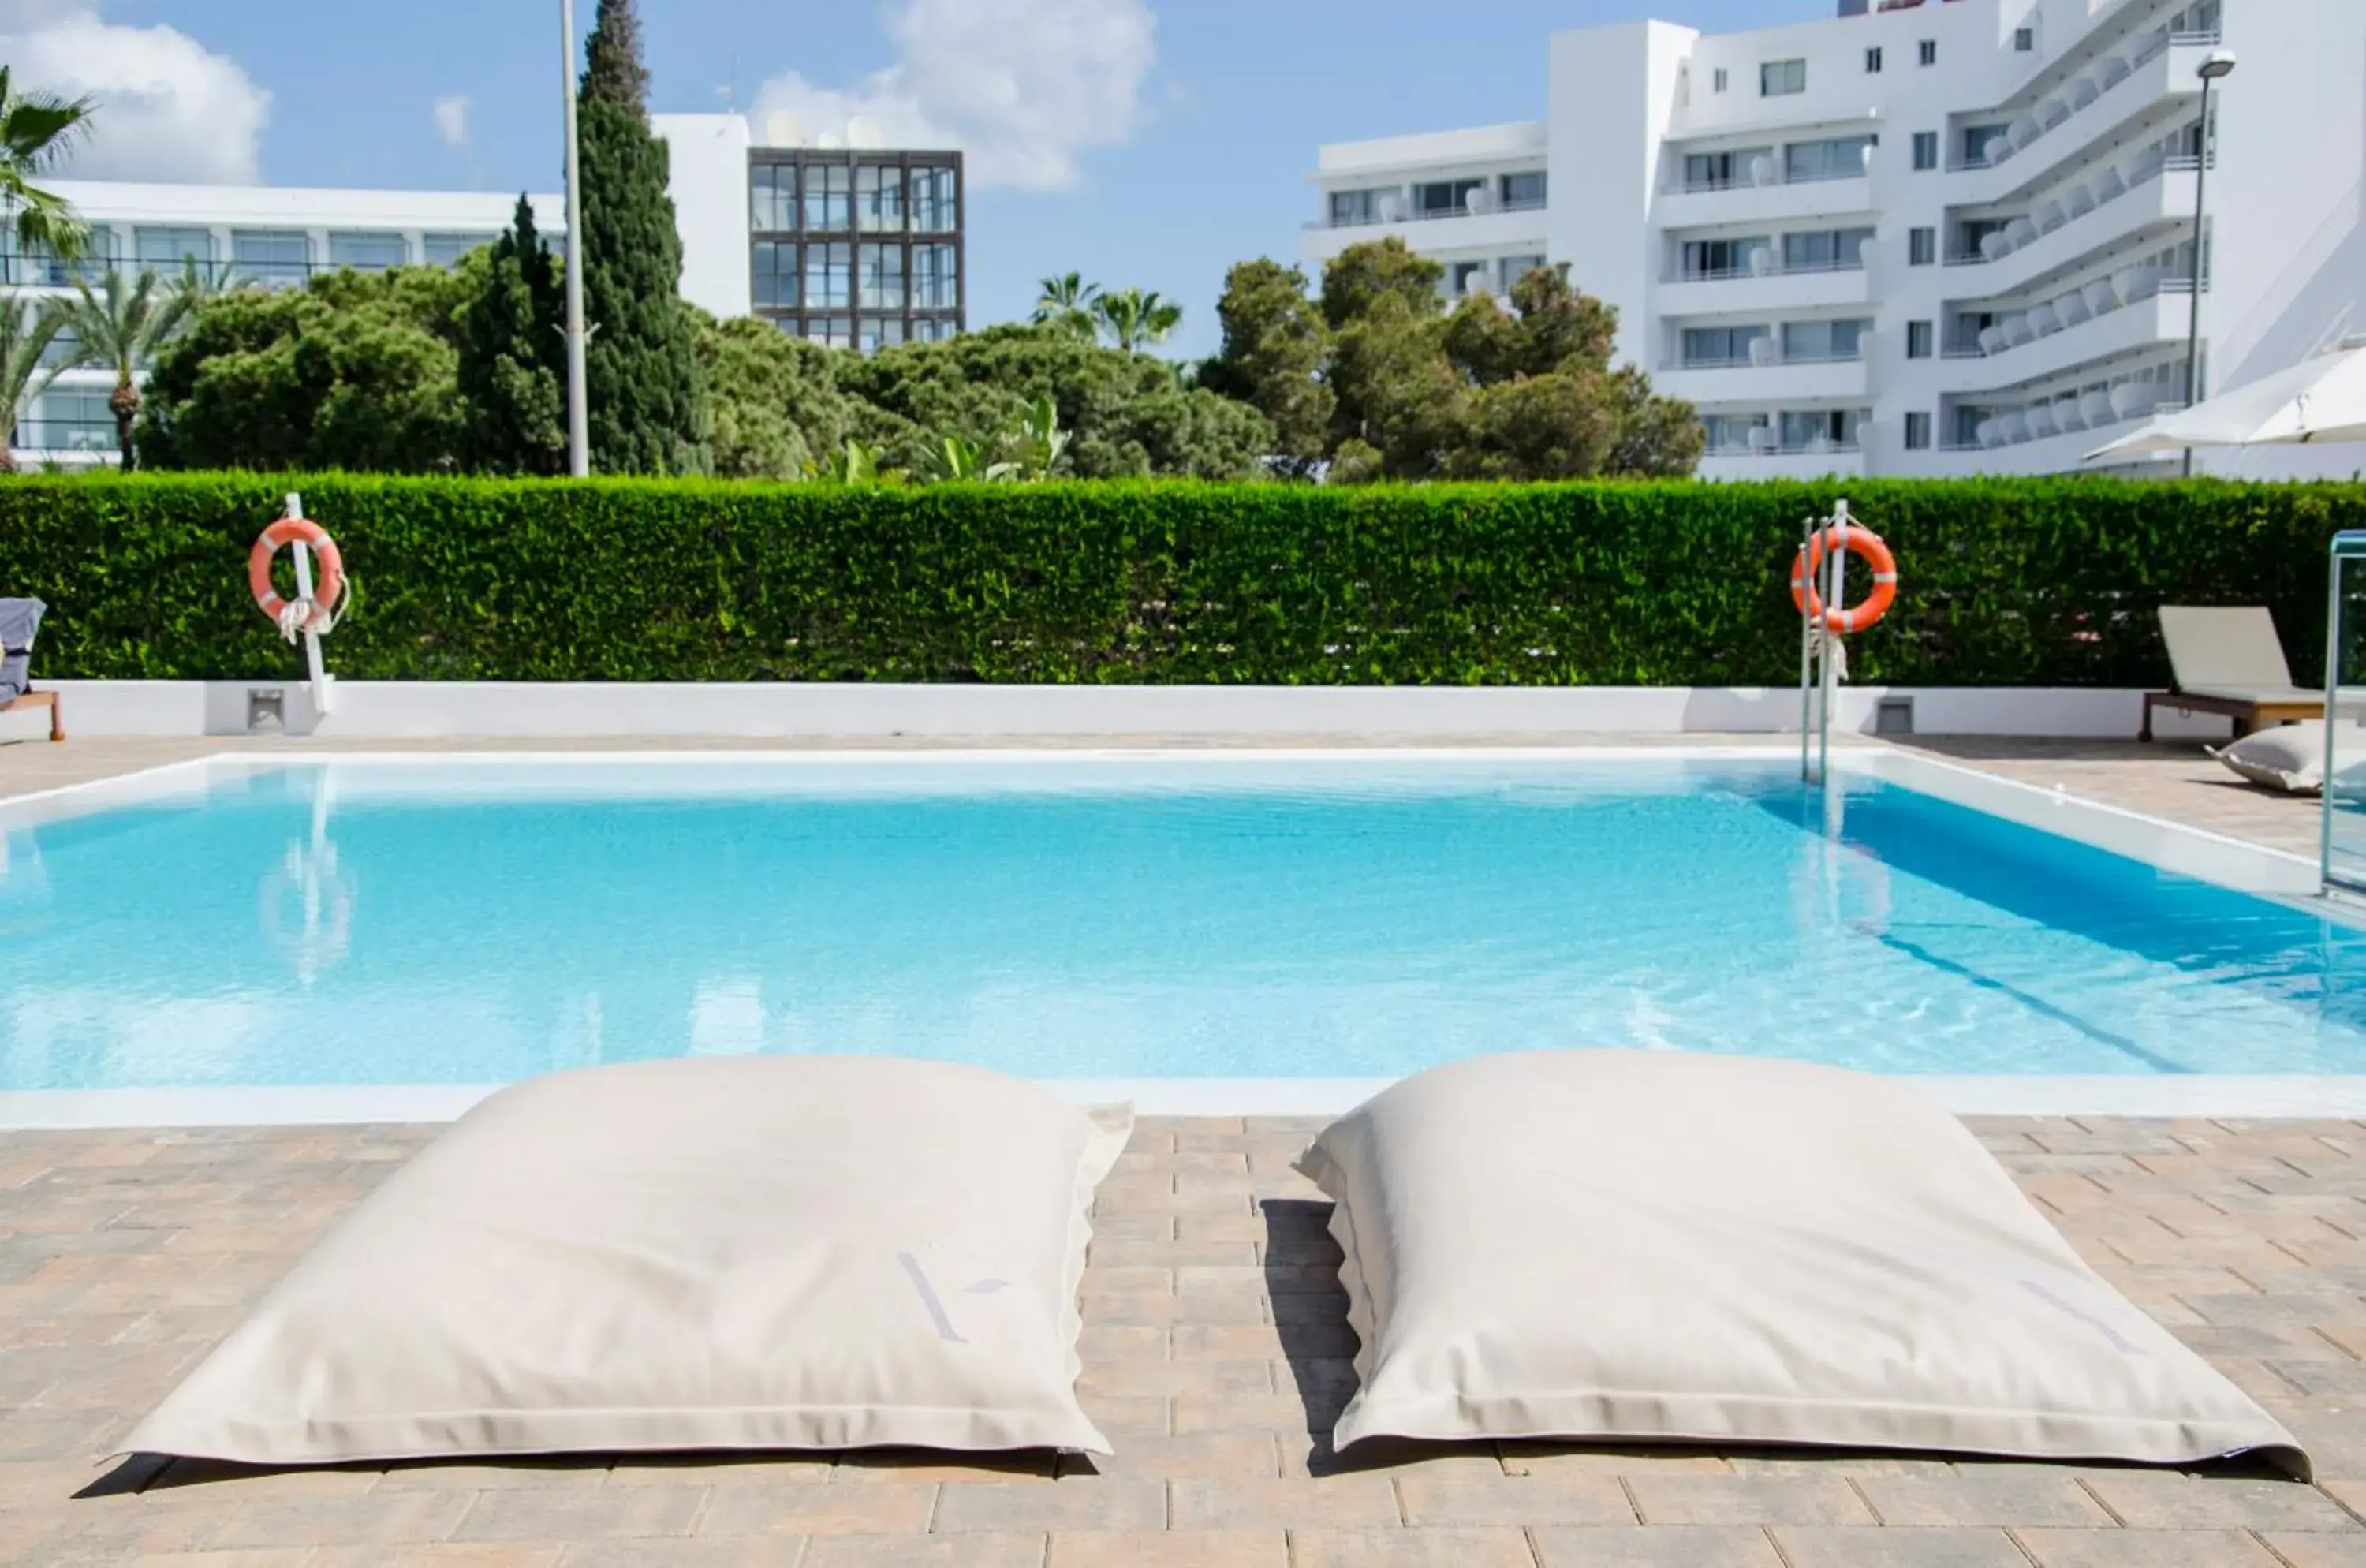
[3,473,2360,685]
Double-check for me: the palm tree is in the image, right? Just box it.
[0,66,93,267]
[0,295,71,473]
[61,270,193,469]
[168,254,249,313]
[1031,272,1101,337]
[1092,287,1182,353]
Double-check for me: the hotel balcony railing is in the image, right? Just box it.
[1940,25,2199,174]
[1703,438,1864,458]
[1663,256,1865,283]
[0,255,495,289]
[1939,273,2200,360]
[1670,349,1864,371]
[1940,153,2206,263]
[1669,163,1865,196]
[1312,192,1547,230]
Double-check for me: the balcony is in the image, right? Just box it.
[1299,204,1547,263]
[1656,350,1869,406]
[1901,407,2186,477]
[1654,168,1872,233]
[1931,291,2192,395]
[1948,34,2215,208]
[1658,256,1872,315]
[1697,442,1865,482]
[1941,162,2198,301]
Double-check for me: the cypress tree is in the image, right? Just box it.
[577,0,710,472]
[456,194,567,474]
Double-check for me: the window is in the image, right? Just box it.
[1961,125,2010,166]
[909,166,958,231]
[135,225,215,275]
[858,316,907,353]
[752,241,798,310]
[1784,136,1872,183]
[1329,189,1385,227]
[421,233,493,268]
[1681,147,1769,191]
[804,241,852,309]
[751,164,798,232]
[231,229,310,287]
[1781,228,1872,271]
[328,232,407,271]
[913,243,959,309]
[856,166,905,233]
[1712,67,1728,93]
[1954,217,2010,262]
[1918,39,1937,66]
[6,223,114,285]
[857,243,905,309]
[804,163,853,232]
[1680,324,1768,368]
[1500,171,1547,210]
[1702,412,1769,454]
[1680,237,1771,278]
[2013,27,2036,52]
[1760,58,1806,97]
[21,390,114,453]
[1447,259,1489,297]
[1912,132,1939,171]
[1413,179,1483,218]
[1500,254,1548,289]
[911,316,957,343]
[1780,319,1868,363]
[1905,411,1933,450]
[806,315,853,351]
[37,323,79,368]
[1906,320,1935,359]
[1909,226,1937,266]
[1780,409,1860,450]
[1865,47,1883,73]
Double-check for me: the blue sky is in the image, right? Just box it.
[24,1,1832,359]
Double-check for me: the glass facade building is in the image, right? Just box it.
[748,149,965,349]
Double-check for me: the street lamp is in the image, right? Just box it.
[2181,49,2236,479]
[560,0,591,478]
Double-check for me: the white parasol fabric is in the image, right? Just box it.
[2084,340,2366,461]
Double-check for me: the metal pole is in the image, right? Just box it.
[1799,517,1817,783]
[1819,501,1847,790]
[2325,537,2346,892]
[2181,75,2214,480]
[562,0,591,478]
[285,492,333,717]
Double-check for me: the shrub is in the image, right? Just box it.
[5,473,2359,685]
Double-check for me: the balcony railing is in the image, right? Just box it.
[1939,148,2205,268]
[1941,397,2188,453]
[1703,439,1864,459]
[1670,347,1864,372]
[1942,25,2186,178]
[1314,193,1546,230]
[1671,164,1866,196]
[1664,256,1866,283]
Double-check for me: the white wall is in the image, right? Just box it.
[653,113,753,319]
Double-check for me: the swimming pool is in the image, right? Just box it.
[2,751,2361,1116]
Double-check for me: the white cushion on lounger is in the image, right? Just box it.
[125,1057,1130,1465]
[2211,722,2327,793]
[1297,1051,2305,1473]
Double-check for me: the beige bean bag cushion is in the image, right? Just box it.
[126,1057,1130,1465]
[2211,722,2327,793]
[1298,1051,2305,1473]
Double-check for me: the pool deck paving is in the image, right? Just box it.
[0,729,2357,1566]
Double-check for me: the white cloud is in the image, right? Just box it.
[749,0,1156,191]
[0,3,269,184]
[432,95,468,149]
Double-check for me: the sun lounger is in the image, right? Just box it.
[0,597,59,742]
[2142,605,2323,741]
[1298,1051,2306,1473]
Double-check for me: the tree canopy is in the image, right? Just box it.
[1209,238,1702,481]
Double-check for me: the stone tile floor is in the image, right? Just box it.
[0,730,2357,1565]
[1,1115,2363,1566]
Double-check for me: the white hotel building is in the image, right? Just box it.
[6,114,964,465]
[1303,0,2366,480]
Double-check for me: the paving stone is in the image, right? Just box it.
[552,1544,796,1568]
[696,1481,936,1536]
[802,1532,1047,1566]
[1497,1444,1731,1477]
[1625,1473,1875,1526]
[1049,1529,1285,1566]
[1394,1467,1634,1526]
[1286,1527,1536,1566]
[830,1450,1057,1483]
[202,1491,477,1548]
[2262,1533,2366,1567]
[1075,1357,1271,1398]
[376,1460,610,1491]
[1167,1474,1399,1529]
[452,1488,708,1542]
[1532,1525,1784,1567]
[1770,1526,2033,1566]
[2013,1527,2283,1566]
[1853,1471,2114,1527]
[2077,1471,2361,1530]
[931,1477,1166,1533]
[1061,1433,1277,1480]
[319,1547,569,1568]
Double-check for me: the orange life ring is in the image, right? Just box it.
[1789,524,1897,635]
[249,517,345,629]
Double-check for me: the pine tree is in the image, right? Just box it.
[457,194,567,474]
[577,0,710,472]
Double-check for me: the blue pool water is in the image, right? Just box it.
[2,756,2364,1091]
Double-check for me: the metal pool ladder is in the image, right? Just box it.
[1799,500,1852,786]
[2321,531,2366,895]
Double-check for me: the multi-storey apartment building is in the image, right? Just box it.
[1304,0,2366,480]
[2,113,965,465]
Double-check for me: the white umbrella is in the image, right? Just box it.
[2084,338,2366,461]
